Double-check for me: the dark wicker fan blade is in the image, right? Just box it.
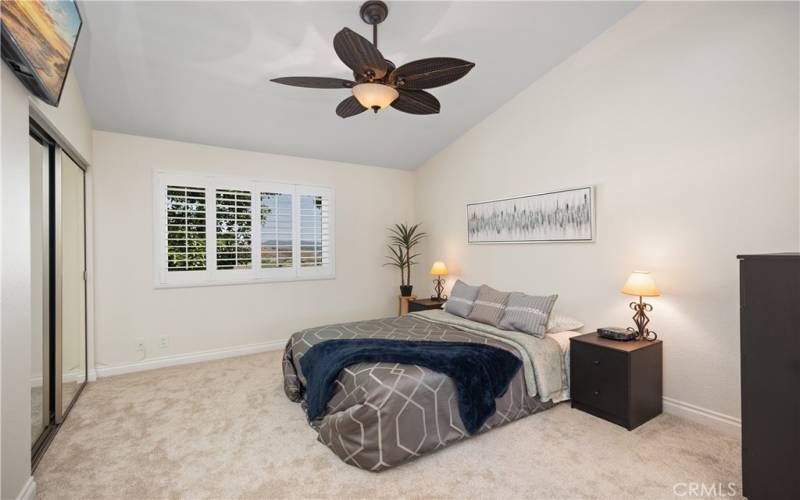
[333,27,388,79]
[271,77,355,89]
[336,96,367,118]
[391,90,440,115]
[390,58,475,90]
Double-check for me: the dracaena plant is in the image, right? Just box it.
[384,223,426,287]
[384,245,407,286]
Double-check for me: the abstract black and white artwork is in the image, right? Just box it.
[467,187,594,243]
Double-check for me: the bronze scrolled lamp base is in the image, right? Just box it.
[622,271,660,341]
[432,277,446,300]
[430,261,448,301]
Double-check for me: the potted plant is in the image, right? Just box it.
[384,223,426,297]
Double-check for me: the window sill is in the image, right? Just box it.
[153,273,336,290]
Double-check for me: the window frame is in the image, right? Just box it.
[153,170,335,288]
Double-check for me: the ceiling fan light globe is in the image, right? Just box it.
[352,83,399,111]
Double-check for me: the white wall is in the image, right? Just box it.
[0,67,92,499]
[414,1,799,432]
[29,72,93,166]
[91,131,414,371]
[1,62,34,500]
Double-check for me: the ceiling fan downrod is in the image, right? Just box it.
[359,0,389,48]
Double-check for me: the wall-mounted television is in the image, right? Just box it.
[1,0,82,107]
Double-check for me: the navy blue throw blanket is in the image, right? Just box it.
[299,339,522,434]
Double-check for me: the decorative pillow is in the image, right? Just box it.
[498,292,558,338]
[443,280,480,318]
[466,285,511,327]
[546,312,584,334]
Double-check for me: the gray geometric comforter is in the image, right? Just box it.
[282,310,566,471]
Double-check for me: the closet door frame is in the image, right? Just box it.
[29,118,89,468]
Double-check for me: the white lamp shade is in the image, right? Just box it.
[622,271,660,297]
[352,83,399,111]
[430,261,448,276]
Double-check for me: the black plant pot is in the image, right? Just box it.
[400,285,413,297]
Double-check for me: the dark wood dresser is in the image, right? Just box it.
[738,253,800,500]
[570,333,662,430]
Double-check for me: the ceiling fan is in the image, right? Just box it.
[271,1,475,118]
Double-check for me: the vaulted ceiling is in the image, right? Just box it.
[73,1,639,169]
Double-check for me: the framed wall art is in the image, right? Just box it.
[467,186,595,244]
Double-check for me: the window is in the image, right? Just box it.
[166,185,207,272]
[215,189,252,270]
[154,172,334,287]
[299,190,331,270]
[260,192,293,269]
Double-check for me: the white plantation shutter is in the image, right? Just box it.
[215,188,253,271]
[154,172,334,287]
[156,172,214,286]
[296,186,334,278]
[165,185,207,272]
[256,182,296,280]
[260,193,293,268]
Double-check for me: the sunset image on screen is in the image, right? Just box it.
[1,0,81,100]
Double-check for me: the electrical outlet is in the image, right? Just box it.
[159,335,169,350]
[135,337,146,356]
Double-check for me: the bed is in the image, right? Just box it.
[282,309,578,471]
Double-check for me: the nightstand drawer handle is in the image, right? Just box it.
[593,359,600,365]
[593,390,600,396]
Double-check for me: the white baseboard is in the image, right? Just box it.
[94,339,287,378]
[30,369,98,387]
[663,396,741,436]
[17,476,36,500]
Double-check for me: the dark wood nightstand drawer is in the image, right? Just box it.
[570,342,628,418]
[570,333,662,430]
[408,299,446,313]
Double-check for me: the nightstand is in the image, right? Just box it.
[407,298,446,313]
[570,332,662,430]
[398,295,417,316]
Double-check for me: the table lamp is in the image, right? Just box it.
[430,261,448,300]
[622,271,660,341]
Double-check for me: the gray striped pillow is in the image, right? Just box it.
[443,280,480,318]
[466,285,511,327]
[498,292,558,338]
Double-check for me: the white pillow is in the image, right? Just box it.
[546,312,584,333]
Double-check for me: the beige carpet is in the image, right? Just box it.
[35,351,742,499]
[32,380,81,444]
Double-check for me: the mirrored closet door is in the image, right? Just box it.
[56,150,87,421]
[30,122,88,467]
[30,131,50,450]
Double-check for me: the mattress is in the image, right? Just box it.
[548,329,584,389]
[549,329,584,353]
